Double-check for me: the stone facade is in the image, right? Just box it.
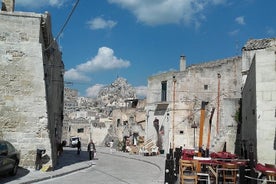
[1,0,14,12]
[112,99,146,149]
[0,10,64,169]
[146,56,242,154]
[62,80,145,150]
[241,38,276,164]
[63,88,112,147]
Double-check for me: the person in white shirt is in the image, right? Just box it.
[109,140,114,154]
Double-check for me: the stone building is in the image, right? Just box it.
[63,87,112,147]
[0,1,64,169]
[62,78,144,149]
[241,38,276,164]
[146,56,242,154]
[112,99,147,151]
[64,87,78,113]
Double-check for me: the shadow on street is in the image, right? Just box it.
[0,167,30,184]
[0,147,88,183]
[55,147,89,170]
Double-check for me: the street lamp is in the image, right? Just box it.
[191,122,197,148]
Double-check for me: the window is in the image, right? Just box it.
[77,128,84,133]
[204,85,208,90]
[154,104,168,115]
[129,116,135,125]
[161,81,167,101]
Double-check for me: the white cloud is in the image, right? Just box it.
[65,47,130,82]
[86,84,105,98]
[228,29,240,36]
[235,16,245,25]
[77,47,130,72]
[64,68,90,82]
[16,0,66,8]
[135,86,147,98]
[211,0,228,5]
[87,17,117,30]
[108,0,228,26]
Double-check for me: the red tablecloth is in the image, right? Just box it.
[255,163,276,173]
[210,151,238,159]
[182,149,195,160]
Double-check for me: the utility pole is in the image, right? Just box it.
[216,73,221,135]
[172,76,176,150]
[198,101,208,157]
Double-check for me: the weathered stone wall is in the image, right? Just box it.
[242,45,276,164]
[0,11,64,169]
[112,105,146,146]
[147,56,242,153]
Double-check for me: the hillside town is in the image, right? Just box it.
[0,0,276,183]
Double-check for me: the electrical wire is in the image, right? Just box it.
[45,0,80,51]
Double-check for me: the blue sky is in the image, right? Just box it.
[15,0,276,98]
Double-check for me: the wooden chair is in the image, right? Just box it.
[222,163,238,184]
[265,170,276,184]
[193,160,211,184]
[179,159,197,184]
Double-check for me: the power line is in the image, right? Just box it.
[45,0,80,51]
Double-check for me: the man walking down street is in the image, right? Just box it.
[87,140,96,160]
[77,140,81,155]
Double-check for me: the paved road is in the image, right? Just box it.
[36,152,162,184]
[0,147,165,184]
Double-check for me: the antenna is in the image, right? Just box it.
[235,40,240,55]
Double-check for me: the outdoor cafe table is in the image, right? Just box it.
[181,150,248,183]
[254,163,276,180]
[192,156,248,184]
[255,163,276,174]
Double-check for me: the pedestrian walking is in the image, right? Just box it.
[77,140,81,155]
[109,139,114,154]
[87,140,96,160]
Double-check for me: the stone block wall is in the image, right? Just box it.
[242,46,276,164]
[0,11,64,169]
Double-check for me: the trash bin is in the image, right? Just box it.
[35,149,46,170]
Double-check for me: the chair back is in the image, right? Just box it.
[222,162,238,184]
[265,170,276,184]
[179,159,197,183]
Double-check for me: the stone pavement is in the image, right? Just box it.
[0,146,165,184]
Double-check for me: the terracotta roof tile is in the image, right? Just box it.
[242,38,276,51]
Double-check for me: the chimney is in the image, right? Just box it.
[180,55,186,71]
[1,0,15,12]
